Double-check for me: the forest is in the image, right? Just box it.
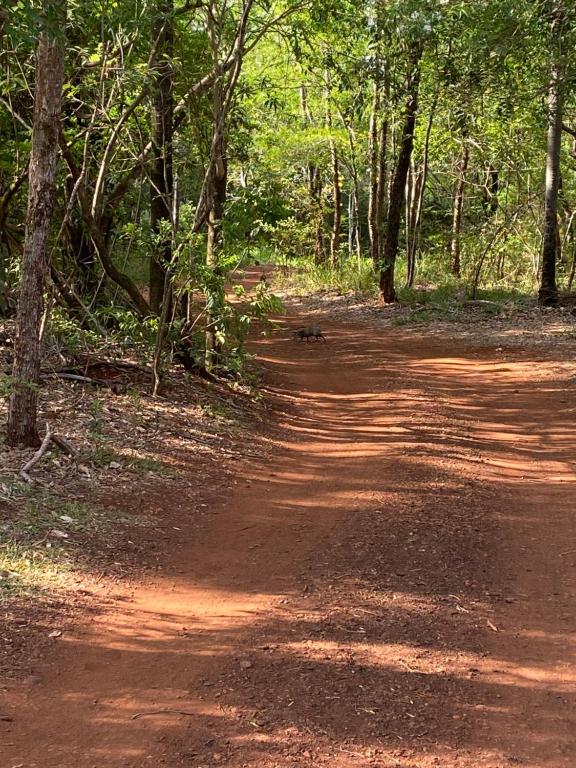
[1,3,576,767]
[1,0,575,446]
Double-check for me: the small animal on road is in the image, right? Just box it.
[294,325,327,342]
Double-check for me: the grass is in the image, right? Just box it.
[270,253,536,324]
[0,544,73,598]
[0,490,132,601]
[83,440,167,473]
[273,256,378,296]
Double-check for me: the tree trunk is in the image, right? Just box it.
[149,0,174,314]
[204,145,227,372]
[329,147,341,267]
[7,0,66,447]
[539,4,564,306]
[204,70,228,373]
[300,86,326,264]
[405,162,418,286]
[341,120,362,264]
[323,74,341,266]
[406,95,436,287]
[368,82,380,263]
[481,163,499,216]
[450,138,469,278]
[379,49,422,303]
[368,80,388,267]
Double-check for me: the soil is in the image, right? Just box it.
[1,272,576,767]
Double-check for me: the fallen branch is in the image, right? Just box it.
[50,372,108,386]
[43,371,126,393]
[19,422,78,483]
[20,424,54,483]
[51,434,78,457]
[130,709,196,720]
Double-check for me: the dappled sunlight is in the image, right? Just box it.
[4,316,576,768]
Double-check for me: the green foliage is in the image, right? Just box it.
[276,257,377,296]
[2,0,576,383]
[0,490,129,599]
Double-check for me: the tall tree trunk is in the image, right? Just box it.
[329,143,341,264]
[149,0,174,314]
[540,66,562,304]
[7,0,66,447]
[324,72,341,266]
[368,82,380,264]
[450,138,469,278]
[375,113,388,262]
[300,85,326,263]
[204,114,228,372]
[368,79,388,266]
[349,178,361,265]
[342,122,362,264]
[406,94,436,287]
[405,161,418,285]
[379,48,422,303]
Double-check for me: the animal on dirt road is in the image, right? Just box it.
[293,325,327,342]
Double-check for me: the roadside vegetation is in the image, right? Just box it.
[2,0,576,606]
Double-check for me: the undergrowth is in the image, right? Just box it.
[0,492,132,600]
[268,252,536,322]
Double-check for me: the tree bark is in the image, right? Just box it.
[368,82,380,264]
[149,0,174,314]
[406,94,435,287]
[7,0,66,447]
[300,86,326,264]
[539,59,563,305]
[325,78,341,267]
[481,163,499,216]
[379,48,422,303]
[368,80,388,267]
[450,138,469,278]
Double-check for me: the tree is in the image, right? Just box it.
[379,44,422,303]
[450,121,469,279]
[539,1,565,306]
[6,0,67,447]
[149,0,175,315]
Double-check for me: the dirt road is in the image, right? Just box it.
[2,301,575,767]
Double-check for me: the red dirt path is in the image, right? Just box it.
[1,294,575,767]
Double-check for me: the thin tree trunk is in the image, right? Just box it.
[329,142,341,267]
[379,48,422,303]
[405,162,415,273]
[406,94,436,287]
[539,6,563,306]
[341,120,362,264]
[375,111,388,265]
[350,181,361,266]
[300,86,326,264]
[7,0,66,447]
[368,80,389,267]
[205,125,227,373]
[347,191,354,258]
[450,138,469,278]
[368,82,380,263]
[482,163,499,216]
[539,62,562,305]
[405,162,418,286]
[324,72,341,266]
[149,0,174,314]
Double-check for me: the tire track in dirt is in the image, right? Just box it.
[1,291,575,767]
